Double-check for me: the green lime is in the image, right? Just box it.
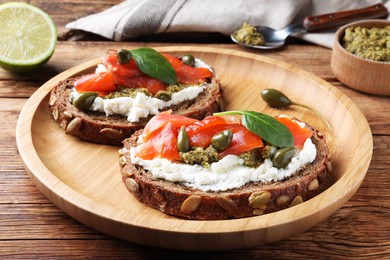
[0,2,57,73]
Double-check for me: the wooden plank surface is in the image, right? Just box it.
[0,0,389,258]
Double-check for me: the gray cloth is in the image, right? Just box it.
[66,0,390,48]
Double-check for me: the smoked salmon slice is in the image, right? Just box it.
[142,111,198,142]
[139,114,264,161]
[136,122,181,161]
[276,116,312,149]
[75,52,212,96]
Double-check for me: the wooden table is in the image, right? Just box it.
[1,1,389,258]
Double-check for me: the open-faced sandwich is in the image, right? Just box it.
[49,48,222,145]
[119,110,332,220]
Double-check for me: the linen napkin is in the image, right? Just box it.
[66,0,390,48]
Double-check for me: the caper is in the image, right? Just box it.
[72,92,98,111]
[260,88,292,108]
[181,54,195,67]
[260,88,332,131]
[211,129,233,152]
[271,146,296,169]
[177,126,190,152]
[117,49,132,64]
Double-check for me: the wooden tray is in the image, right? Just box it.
[16,46,372,250]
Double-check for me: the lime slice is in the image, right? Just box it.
[0,2,57,73]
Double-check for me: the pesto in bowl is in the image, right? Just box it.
[341,26,390,62]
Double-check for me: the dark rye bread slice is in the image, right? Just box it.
[48,76,222,145]
[119,126,332,220]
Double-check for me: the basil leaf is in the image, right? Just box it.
[213,110,293,148]
[131,48,177,85]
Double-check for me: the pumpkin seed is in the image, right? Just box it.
[60,120,67,129]
[123,168,134,178]
[49,95,56,106]
[180,196,201,214]
[326,161,333,173]
[276,195,290,205]
[248,191,271,208]
[63,111,73,120]
[308,178,319,191]
[52,108,58,121]
[253,208,265,216]
[216,196,238,213]
[65,117,82,134]
[100,128,124,140]
[289,195,303,207]
[119,156,127,167]
[125,178,139,193]
[118,148,128,156]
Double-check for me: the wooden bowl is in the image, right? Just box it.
[16,46,372,250]
[331,20,390,96]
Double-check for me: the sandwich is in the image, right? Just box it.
[49,48,222,145]
[119,110,332,220]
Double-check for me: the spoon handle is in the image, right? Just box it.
[303,3,389,32]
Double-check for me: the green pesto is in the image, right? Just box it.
[104,87,151,99]
[180,145,273,168]
[261,145,272,159]
[239,146,272,167]
[180,146,219,168]
[342,26,390,62]
[233,22,265,46]
[238,149,262,167]
[154,91,172,101]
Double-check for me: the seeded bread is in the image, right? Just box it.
[119,126,331,220]
[48,75,222,145]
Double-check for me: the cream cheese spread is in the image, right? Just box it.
[130,138,317,192]
[70,85,206,122]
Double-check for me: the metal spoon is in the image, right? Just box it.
[231,3,388,50]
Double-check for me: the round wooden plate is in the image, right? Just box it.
[16,46,372,250]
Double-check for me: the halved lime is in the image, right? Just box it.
[0,2,57,73]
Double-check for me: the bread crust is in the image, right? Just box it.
[48,75,222,145]
[119,126,331,220]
